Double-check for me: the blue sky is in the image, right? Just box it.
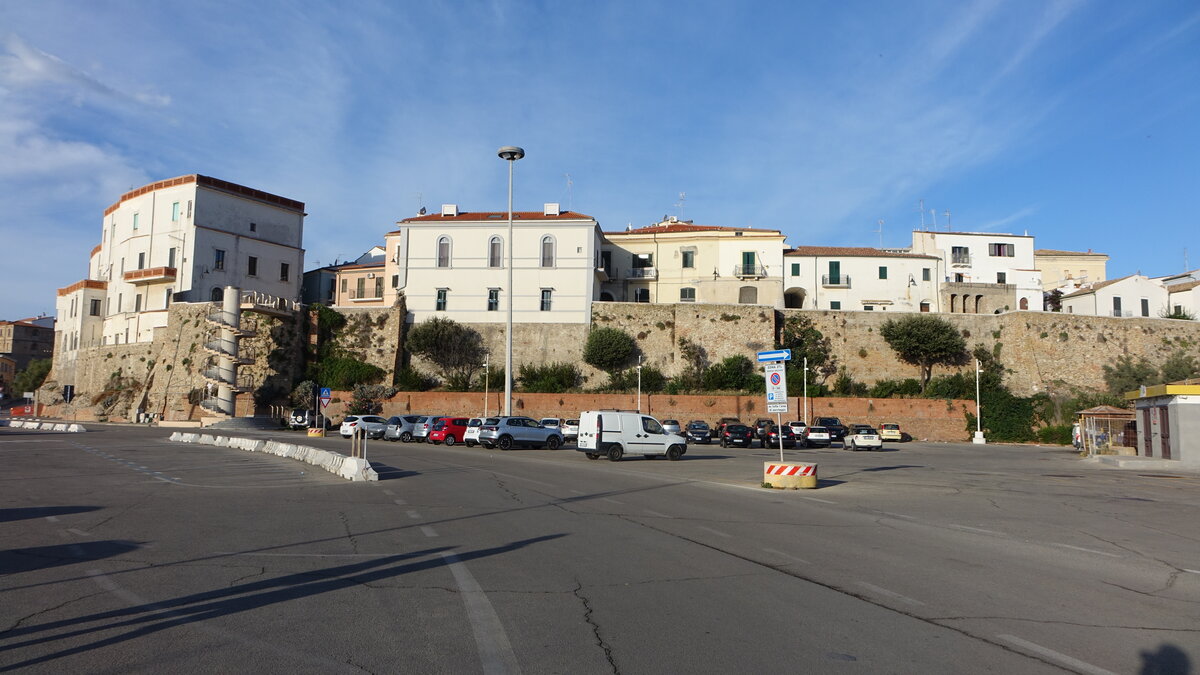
[1,0,1197,320]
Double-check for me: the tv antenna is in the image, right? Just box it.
[874,219,884,248]
[930,208,937,229]
[564,174,573,210]
[414,192,424,214]
[944,210,952,230]
[918,199,926,229]
[675,192,686,219]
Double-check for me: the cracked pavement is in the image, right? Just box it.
[1,425,1197,673]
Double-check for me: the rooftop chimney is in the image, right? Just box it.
[441,204,458,217]
[543,202,560,216]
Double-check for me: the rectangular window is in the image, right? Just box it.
[356,278,365,297]
[134,294,142,312]
[830,301,841,310]
[118,293,123,312]
[214,249,226,271]
[132,213,139,230]
[436,288,448,311]
[89,299,101,316]
[1113,297,1122,316]
[1141,298,1149,317]
[279,262,290,282]
[922,267,931,282]
[680,287,696,302]
[951,246,969,264]
[540,289,552,311]
[187,200,192,218]
[828,261,840,284]
[633,253,653,269]
[864,305,874,311]
[997,272,1007,284]
[487,289,500,311]
[682,250,695,268]
[374,276,383,298]
[165,288,172,307]
[340,278,348,293]
[248,256,258,276]
[790,263,800,276]
[168,247,176,268]
[988,243,1015,257]
[878,266,887,280]
[250,222,257,232]
[391,274,399,289]
[171,202,180,222]
[540,238,554,267]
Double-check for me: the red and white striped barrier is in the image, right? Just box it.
[762,461,818,488]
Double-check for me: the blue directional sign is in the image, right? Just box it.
[318,386,332,409]
[756,349,792,363]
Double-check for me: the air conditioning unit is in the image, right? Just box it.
[367,273,376,279]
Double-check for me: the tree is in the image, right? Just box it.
[289,380,317,409]
[1102,354,1157,395]
[779,315,837,383]
[675,337,708,391]
[406,317,485,388]
[347,383,397,415]
[702,355,761,392]
[1159,350,1199,384]
[879,315,968,392]
[1044,289,1063,312]
[582,327,636,375]
[13,358,52,396]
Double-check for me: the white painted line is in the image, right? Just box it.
[67,528,91,537]
[383,489,395,496]
[643,509,671,518]
[1184,569,1200,574]
[947,524,1003,535]
[407,510,421,520]
[216,552,396,557]
[998,634,1119,675]
[421,526,439,538]
[696,525,732,538]
[439,552,521,675]
[880,511,917,520]
[1053,543,1122,558]
[393,498,407,506]
[601,498,625,505]
[762,547,811,565]
[801,496,837,504]
[569,489,584,494]
[44,516,60,522]
[858,581,925,606]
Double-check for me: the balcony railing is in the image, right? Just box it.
[950,253,972,267]
[733,264,768,279]
[123,266,177,285]
[626,267,657,280]
[821,274,851,288]
[348,289,384,301]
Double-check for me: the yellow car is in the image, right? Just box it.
[879,423,904,442]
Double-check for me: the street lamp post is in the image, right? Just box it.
[973,358,986,444]
[636,354,643,413]
[802,356,808,425]
[498,146,524,417]
[482,355,490,418]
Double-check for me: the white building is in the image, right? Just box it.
[55,174,305,361]
[910,230,1042,312]
[1061,275,1168,317]
[384,203,604,324]
[783,246,943,312]
[1167,281,1200,319]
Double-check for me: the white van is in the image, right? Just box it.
[576,410,688,461]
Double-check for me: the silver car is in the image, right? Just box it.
[340,415,388,439]
[561,418,580,442]
[412,415,445,443]
[479,416,564,450]
[385,415,423,442]
[661,419,682,435]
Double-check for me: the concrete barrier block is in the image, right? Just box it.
[213,436,232,447]
[169,432,183,442]
[198,434,217,445]
[338,457,379,482]
[67,424,86,433]
[762,461,819,489]
[52,423,68,432]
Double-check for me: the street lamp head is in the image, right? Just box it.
[498,146,525,161]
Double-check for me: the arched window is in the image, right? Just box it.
[488,236,503,268]
[540,235,555,268]
[210,287,223,302]
[738,286,758,304]
[436,236,451,268]
[1019,297,1029,310]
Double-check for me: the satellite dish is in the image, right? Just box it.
[418,207,427,215]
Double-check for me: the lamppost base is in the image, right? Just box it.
[973,431,987,445]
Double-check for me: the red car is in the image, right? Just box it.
[428,417,470,446]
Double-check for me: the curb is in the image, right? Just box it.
[169,432,378,481]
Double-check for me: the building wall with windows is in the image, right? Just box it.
[598,219,786,307]
[1167,281,1200,319]
[0,319,55,372]
[1061,275,1168,317]
[54,174,306,380]
[384,204,603,325]
[333,263,387,307]
[783,247,942,312]
[0,355,15,398]
[910,230,1042,312]
[1035,249,1108,291]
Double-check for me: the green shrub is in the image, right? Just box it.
[518,362,581,393]
[606,366,666,393]
[1036,425,1073,445]
[309,357,385,390]
[394,366,435,392]
[701,355,760,392]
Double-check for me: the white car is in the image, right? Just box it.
[464,418,485,447]
[340,415,388,439]
[846,427,884,451]
[539,418,562,435]
[788,420,808,436]
[561,418,580,442]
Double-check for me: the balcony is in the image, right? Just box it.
[821,274,851,288]
[950,254,972,267]
[626,267,657,280]
[733,264,768,279]
[348,289,384,302]
[123,266,177,285]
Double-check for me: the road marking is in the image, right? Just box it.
[568,489,584,494]
[858,581,924,606]
[601,498,625,505]
[393,498,407,506]
[762,547,811,565]
[44,515,60,522]
[1184,569,1200,574]
[439,552,521,675]
[998,635,1119,675]
[880,511,917,520]
[407,510,421,520]
[421,526,438,538]
[67,528,91,537]
[1053,543,1121,558]
[696,525,732,538]
[644,509,671,518]
[947,524,1003,535]
[383,489,395,496]
[216,552,398,557]
[801,496,837,504]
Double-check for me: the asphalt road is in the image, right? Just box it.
[2,425,1197,674]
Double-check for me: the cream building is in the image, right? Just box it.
[783,247,943,312]
[1061,275,1168,317]
[909,230,1042,312]
[1167,281,1200,318]
[55,174,305,380]
[384,203,604,324]
[599,218,787,306]
[1035,249,1109,291]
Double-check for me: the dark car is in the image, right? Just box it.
[685,420,711,444]
[721,424,755,448]
[762,425,796,448]
[814,416,849,443]
[753,418,774,442]
[714,417,742,439]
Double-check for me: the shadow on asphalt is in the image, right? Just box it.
[1,540,141,574]
[0,535,566,671]
[0,506,102,523]
[367,461,418,480]
[859,465,924,473]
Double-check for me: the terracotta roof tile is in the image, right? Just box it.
[1167,279,1200,292]
[398,210,593,226]
[605,223,781,236]
[1035,249,1108,256]
[1062,274,1134,298]
[785,246,939,260]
